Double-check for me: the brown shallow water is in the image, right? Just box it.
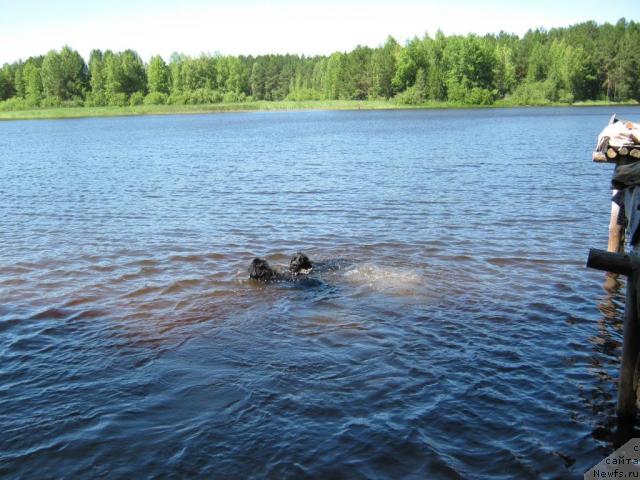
[1,107,640,478]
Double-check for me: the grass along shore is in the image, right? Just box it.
[0,99,637,121]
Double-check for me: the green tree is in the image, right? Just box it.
[0,65,13,100]
[444,35,496,103]
[345,46,373,99]
[181,55,217,92]
[100,49,146,104]
[370,36,400,98]
[493,44,516,96]
[393,37,428,92]
[60,46,88,99]
[396,67,427,104]
[103,51,124,104]
[88,49,106,105]
[169,53,185,95]
[14,65,25,98]
[41,46,88,101]
[148,55,170,94]
[609,22,640,101]
[23,61,43,106]
[526,43,548,82]
[323,52,343,99]
[221,56,250,95]
[310,58,327,96]
[119,50,146,96]
[425,32,447,101]
[41,50,63,99]
[250,57,267,99]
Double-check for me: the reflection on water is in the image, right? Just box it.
[1,106,640,478]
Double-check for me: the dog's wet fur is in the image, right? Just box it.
[249,252,313,282]
[289,252,313,275]
[248,258,284,282]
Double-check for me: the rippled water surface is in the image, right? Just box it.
[2,107,640,478]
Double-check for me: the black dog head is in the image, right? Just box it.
[289,252,313,274]
[248,258,280,281]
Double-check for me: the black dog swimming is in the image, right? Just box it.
[248,252,350,286]
[249,252,314,282]
[288,252,313,275]
[248,258,282,282]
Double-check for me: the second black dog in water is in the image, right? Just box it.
[249,252,313,282]
[289,252,313,274]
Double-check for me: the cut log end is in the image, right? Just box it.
[593,151,608,162]
[631,149,640,159]
[607,148,619,159]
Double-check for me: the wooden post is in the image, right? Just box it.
[619,269,640,420]
[587,248,640,419]
[587,249,633,276]
[608,191,625,253]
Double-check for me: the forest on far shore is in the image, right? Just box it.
[0,18,638,111]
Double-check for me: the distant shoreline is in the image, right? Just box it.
[0,99,637,121]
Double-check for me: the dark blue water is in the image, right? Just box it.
[1,107,639,479]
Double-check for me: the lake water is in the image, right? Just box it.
[1,106,640,479]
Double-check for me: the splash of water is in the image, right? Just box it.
[341,263,424,296]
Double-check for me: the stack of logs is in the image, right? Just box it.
[593,143,640,163]
[592,116,640,163]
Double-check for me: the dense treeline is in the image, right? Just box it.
[1,18,639,110]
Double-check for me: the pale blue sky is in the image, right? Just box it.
[0,0,637,63]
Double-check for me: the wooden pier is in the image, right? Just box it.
[588,114,640,420]
[587,249,640,419]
